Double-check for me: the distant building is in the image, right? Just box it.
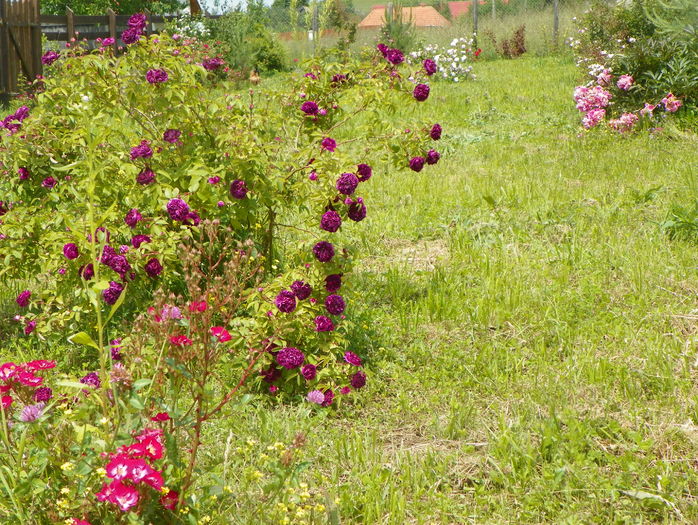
[447,0,506,19]
[357,4,452,28]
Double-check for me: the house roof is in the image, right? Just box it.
[357,5,452,28]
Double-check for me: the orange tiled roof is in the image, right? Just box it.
[358,5,452,28]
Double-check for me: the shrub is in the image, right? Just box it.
[408,38,477,82]
[485,25,527,59]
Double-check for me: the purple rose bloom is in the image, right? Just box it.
[275,290,297,313]
[42,177,57,188]
[291,280,312,300]
[301,101,319,115]
[19,402,45,422]
[136,168,156,185]
[128,13,147,29]
[321,389,335,407]
[321,137,337,152]
[301,364,317,380]
[79,263,94,280]
[325,294,345,315]
[348,200,366,222]
[423,59,437,76]
[336,173,359,195]
[130,140,152,160]
[430,123,442,140]
[111,339,123,361]
[124,208,142,228]
[167,198,190,221]
[357,164,372,182]
[145,258,163,278]
[202,57,225,71]
[102,281,124,305]
[16,290,31,308]
[377,43,389,57]
[24,320,36,335]
[413,83,430,102]
[80,371,101,388]
[325,274,342,292]
[385,48,404,65]
[106,254,131,277]
[409,156,425,172]
[331,74,347,85]
[320,210,342,232]
[314,315,334,332]
[13,106,29,121]
[41,50,60,66]
[344,351,362,366]
[350,371,367,389]
[131,234,151,248]
[146,69,168,84]
[121,27,141,45]
[63,243,79,260]
[208,176,221,184]
[102,37,115,47]
[230,180,248,199]
[34,387,53,402]
[307,390,324,404]
[18,167,30,180]
[276,347,304,369]
[260,366,282,383]
[163,129,181,143]
[426,149,440,165]
[313,241,335,262]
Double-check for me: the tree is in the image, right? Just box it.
[41,0,186,15]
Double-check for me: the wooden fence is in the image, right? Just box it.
[0,0,41,101]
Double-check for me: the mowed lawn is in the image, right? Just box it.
[208,55,698,524]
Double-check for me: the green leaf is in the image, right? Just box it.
[68,332,99,349]
[129,395,145,411]
[132,379,152,392]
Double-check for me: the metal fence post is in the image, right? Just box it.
[492,0,495,21]
[553,0,559,47]
[473,0,478,46]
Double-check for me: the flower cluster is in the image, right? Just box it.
[0,360,56,421]
[0,105,30,135]
[408,38,476,83]
[121,13,147,45]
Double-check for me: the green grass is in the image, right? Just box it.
[203,56,698,523]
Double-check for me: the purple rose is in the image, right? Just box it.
[136,168,156,185]
[275,290,297,313]
[336,173,359,195]
[320,210,342,233]
[301,101,319,115]
[325,294,345,315]
[430,123,442,140]
[230,180,248,199]
[128,13,147,30]
[79,263,95,280]
[124,208,142,228]
[34,387,53,402]
[18,167,30,180]
[313,241,335,262]
[130,140,152,160]
[25,320,36,335]
[322,389,334,407]
[41,50,60,66]
[80,372,101,388]
[291,280,312,300]
[331,74,347,85]
[423,59,437,76]
[276,347,304,369]
[321,137,337,152]
[167,198,190,221]
[350,371,367,389]
[301,364,317,380]
[121,27,141,45]
[42,177,57,189]
[146,69,168,84]
[409,156,425,172]
[105,254,131,277]
[377,43,389,57]
[16,290,31,307]
[63,243,79,260]
[314,315,334,332]
[145,258,163,278]
[102,281,124,305]
[202,57,225,71]
[131,234,151,248]
[163,129,181,143]
[357,164,372,182]
[385,48,404,65]
[344,351,362,366]
[348,199,366,222]
[325,274,342,292]
[426,149,440,165]
[413,83,430,102]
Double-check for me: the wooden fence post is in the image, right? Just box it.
[31,0,41,80]
[0,0,9,102]
[107,8,117,50]
[144,9,151,36]
[66,7,75,41]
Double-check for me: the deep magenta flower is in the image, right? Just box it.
[130,140,152,160]
[344,351,362,366]
[336,173,359,195]
[385,48,404,65]
[42,177,57,188]
[409,156,425,172]
[211,326,232,342]
[320,210,342,232]
[275,290,297,313]
[167,198,190,221]
[144,258,162,278]
[163,129,181,143]
[41,50,60,66]
[16,290,31,308]
[291,280,312,300]
[79,263,94,280]
[348,199,366,222]
[128,13,147,29]
[63,243,79,260]
[331,74,347,85]
[121,28,141,45]
[423,59,437,76]
[34,387,53,402]
[105,254,131,277]
[124,208,142,228]
[314,315,334,332]
[136,168,156,185]
[321,137,337,152]
[276,347,304,369]
[202,57,225,71]
[357,164,372,182]
[426,149,440,165]
[322,389,334,407]
[313,241,335,262]
[301,101,319,115]
[325,274,342,292]
[230,180,248,199]
[413,83,430,102]
[102,282,124,305]
[350,371,367,389]
[24,320,36,335]
[131,234,151,248]
[325,294,346,315]
[80,372,101,388]
[301,364,317,380]
[18,167,30,180]
[377,43,389,57]
[430,123,442,140]
[146,69,168,84]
